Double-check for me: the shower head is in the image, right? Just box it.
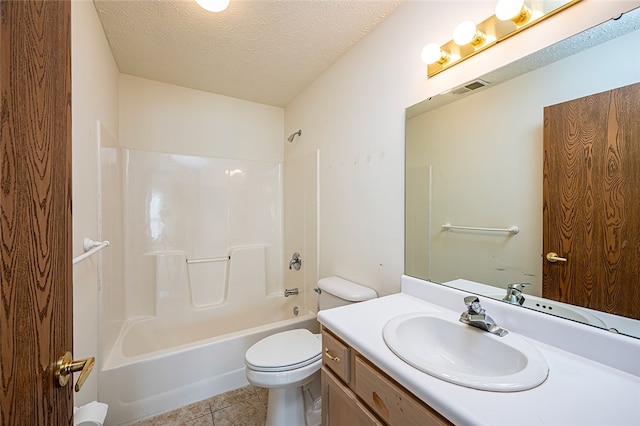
[287,129,302,142]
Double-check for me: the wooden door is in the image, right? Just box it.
[543,82,640,320]
[0,1,73,424]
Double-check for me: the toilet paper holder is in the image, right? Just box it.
[55,351,95,392]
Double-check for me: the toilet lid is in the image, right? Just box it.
[245,329,321,372]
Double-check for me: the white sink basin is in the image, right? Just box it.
[487,294,607,328]
[383,312,549,392]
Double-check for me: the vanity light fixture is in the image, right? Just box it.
[423,0,581,78]
[495,0,536,25]
[421,43,451,65]
[453,21,487,47]
[195,0,230,13]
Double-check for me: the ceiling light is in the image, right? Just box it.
[195,0,230,13]
[453,21,486,47]
[495,0,532,25]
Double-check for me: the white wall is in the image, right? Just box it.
[284,0,640,297]
[72,0,120,406]
[119,75,284,161]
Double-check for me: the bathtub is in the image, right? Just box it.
[100,312,318,425]
[99,246,318,425]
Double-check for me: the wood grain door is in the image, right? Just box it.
[543,82,640,321]
[0,1,73,424]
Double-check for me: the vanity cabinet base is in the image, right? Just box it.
[322,328,451,426]
[322,367,383,426]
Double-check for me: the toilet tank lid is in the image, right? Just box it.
[318,276,378,302]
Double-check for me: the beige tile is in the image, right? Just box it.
[207,385,258,411]
[213,399,267,426]
[184,414,214,426]
[128,418,156,426]
[135,399,211,425]
[129,387,268,426]
[254,387,269,407]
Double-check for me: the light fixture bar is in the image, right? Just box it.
[426,0,581,78]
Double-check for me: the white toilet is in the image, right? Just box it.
[245,276,378,426]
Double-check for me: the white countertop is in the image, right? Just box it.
[317,276,640,426]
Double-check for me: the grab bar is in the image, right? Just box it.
[442,223,520,235]
[73,238,110,265]
[186,256,230,264]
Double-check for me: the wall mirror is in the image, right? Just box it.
[405,7,640,339]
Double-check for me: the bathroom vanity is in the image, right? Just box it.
[318,275,640,426]
[321,327,450,425]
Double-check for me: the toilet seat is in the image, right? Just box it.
[245,329,321,372]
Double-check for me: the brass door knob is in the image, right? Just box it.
[55,351,95,392]
[546,252,567,263]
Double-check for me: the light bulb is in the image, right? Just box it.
[453,21,485,46]
[421,43,448,65]
[195,0,230,13]
[495,0,531,25]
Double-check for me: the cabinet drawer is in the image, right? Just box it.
[322,328,351,383]
[354,356,451,426]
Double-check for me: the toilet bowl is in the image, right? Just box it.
[245,329,322,426]
[245,276,377,426]
[245,329,322,389]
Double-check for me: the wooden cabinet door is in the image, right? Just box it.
[0,1,73,423]
[354,357,450,426]
[543,82,640,320]
[321,368,383,426]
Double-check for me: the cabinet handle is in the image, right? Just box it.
[324,347,341,363]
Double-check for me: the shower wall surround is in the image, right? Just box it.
[122,148,283,318]
[98,144,322,423]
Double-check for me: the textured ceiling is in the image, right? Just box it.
[94,0,403,107]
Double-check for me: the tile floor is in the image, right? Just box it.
[129,385,268,426]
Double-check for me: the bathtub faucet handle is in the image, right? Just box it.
[289,252,302,270]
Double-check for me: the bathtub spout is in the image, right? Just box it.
[284,288,299,297]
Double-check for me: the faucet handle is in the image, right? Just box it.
[504,283,530,305]
[463,296,485,315]
[464,295,479,305]
[507,283,530,291]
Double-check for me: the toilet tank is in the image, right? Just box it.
[317,276,378,310]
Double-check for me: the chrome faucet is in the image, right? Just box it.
[284,288,299,297]
[502,283,530,305]
[460,296,508,337]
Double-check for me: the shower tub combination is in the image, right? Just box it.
[99,246,317,425]
[97,148,320,425]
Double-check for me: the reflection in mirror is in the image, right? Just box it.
[405,8,640,339]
